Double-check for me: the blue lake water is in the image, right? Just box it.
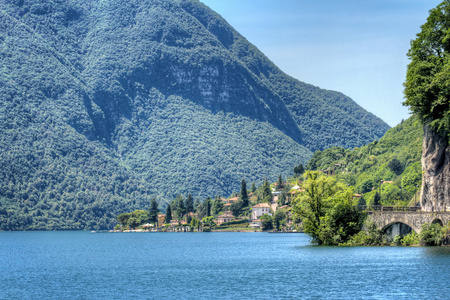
[1,232,450,299]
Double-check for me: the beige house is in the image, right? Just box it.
[252,203,271,220]
[157,214,166,226]
[216,211,235,225]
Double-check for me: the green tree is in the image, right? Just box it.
[190,218,200,231]
[212,195,224,215]
[373,192,381,206]
[278,191,287,206]
[359,178,373,194]
[318,202,365,245]
[276,174,283,190]
[419,222,444,246]
[196,203,206,219]
[240,179,249,207]
[127,217,139,229]
[262,178,272,203]
[205,197,212,217]
[294,164,305,176]
[117,213,130,226]
[176,197,185,221]
[202,216,215,228]
[193,198,201,213]
[273,209,286,230]
[404,1,450,138]
[292,171,353,244]
[230,200,243,217]
[185,194,194,214]
[251,182,256,193]
[388,158,403,175]
[357,196,366,207]
[260,214,273,230]
[148,198,159,224]
[165,205,172,224]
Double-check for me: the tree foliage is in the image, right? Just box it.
[239,179,249,207]
[388,158,403,176]
[165,205,172,224]
[293,171,363,245]
[148,198,159,224]
[260,214,273,231]
[303,116,423,206]
[404,0,450,138]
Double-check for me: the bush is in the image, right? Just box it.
[393,235,402,246]
[419,223,444,246]
[344,221,387,246]
[218,219,249,228]
[401,232,419,246]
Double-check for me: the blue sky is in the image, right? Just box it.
[200,0,441,127]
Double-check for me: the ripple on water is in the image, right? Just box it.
[1,232,450,299]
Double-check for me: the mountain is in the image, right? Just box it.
[0,0,389,230]
[306,116,423,206]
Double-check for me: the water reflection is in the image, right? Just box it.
[421,246,450,257]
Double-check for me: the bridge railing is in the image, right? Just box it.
[356,205,422,212]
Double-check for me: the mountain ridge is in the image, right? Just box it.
[0,0,389,230]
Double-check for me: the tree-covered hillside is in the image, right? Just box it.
[0,0,388,230]
[306,116,423,206]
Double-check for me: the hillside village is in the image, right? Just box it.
[114,175,307,233]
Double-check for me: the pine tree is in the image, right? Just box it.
[148,198,159,224]
[212,195,224,215]
[205,197,212,217]
[250,182,256,193]
[165,205,172,224]
[373,192,381,206]
[230,201,243,217]
[193,198,200,213]
[176,197,185,220]
[263,178,272,203]
[185,194,194,215]
[240,179,249,207]
[277,174,283,190]
[278,192,286,206]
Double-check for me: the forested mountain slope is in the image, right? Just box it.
[306,116,423,205]
[0,0,388,230]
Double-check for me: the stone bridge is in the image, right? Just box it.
[367,211,450,234]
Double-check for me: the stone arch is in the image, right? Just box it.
[382,221,416,237]
[431,218,443,226]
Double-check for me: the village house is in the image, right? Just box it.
[216,211,235,225]
[170,219,187,226]
[157,214,166,226]
[249,219,262,228]
[222,196,239,205]
[252,203,271,220]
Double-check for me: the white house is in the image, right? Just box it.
[252,203,272,220]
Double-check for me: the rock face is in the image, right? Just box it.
[421,125,450,211]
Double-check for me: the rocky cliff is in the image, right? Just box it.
[421,125,450,211]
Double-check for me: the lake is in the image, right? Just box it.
[1,231,450,299]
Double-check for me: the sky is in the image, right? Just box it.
[200,0,442,127]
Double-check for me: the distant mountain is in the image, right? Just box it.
[0,0,389,230]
